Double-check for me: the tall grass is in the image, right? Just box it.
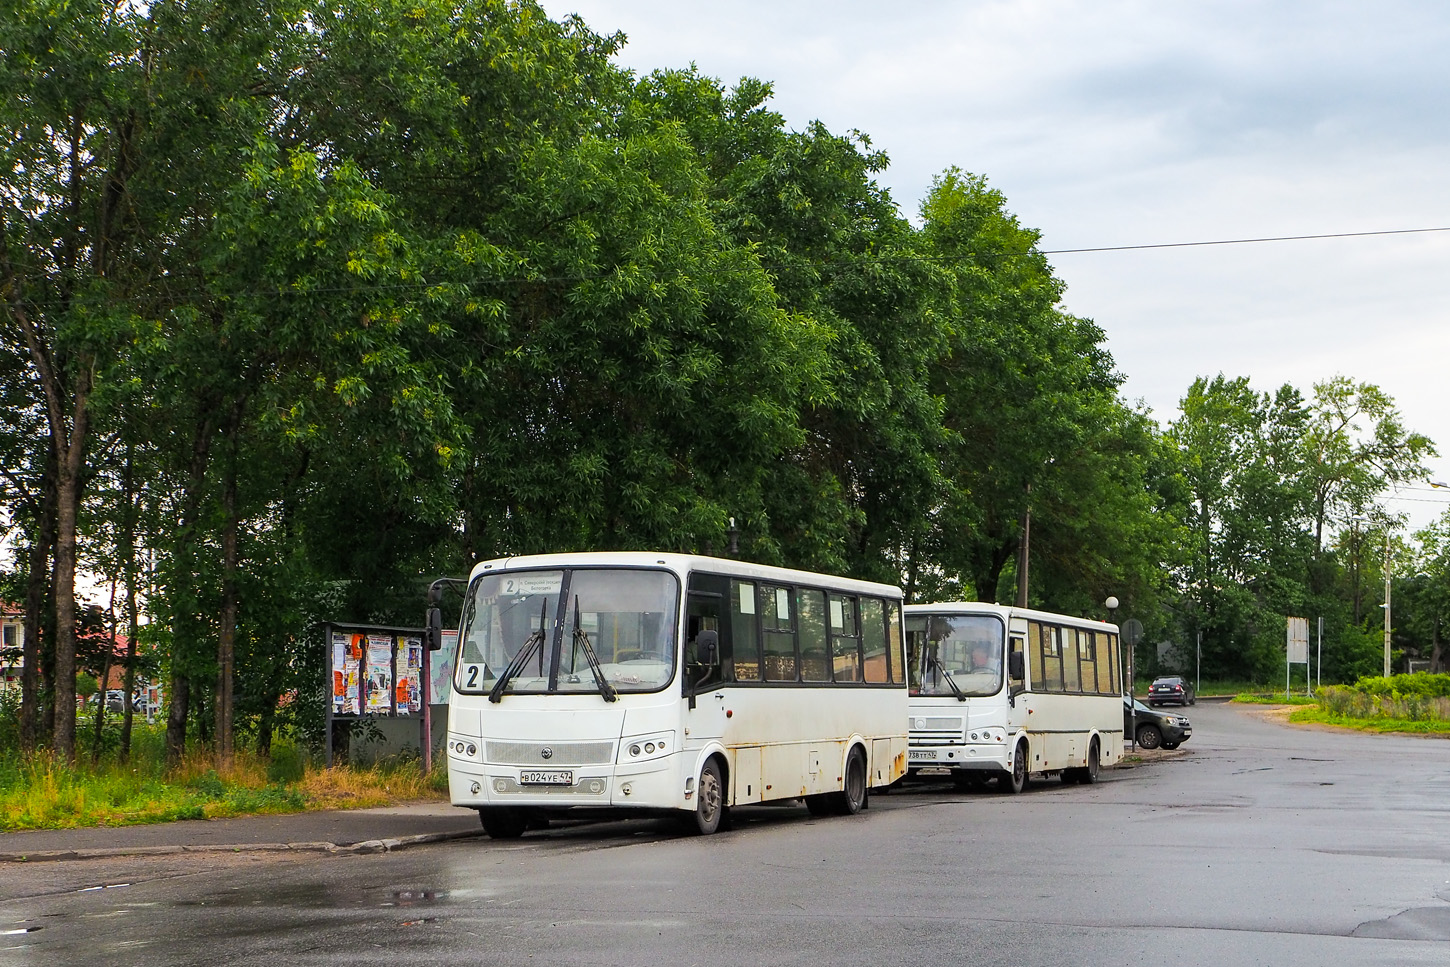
[0,708,447,832]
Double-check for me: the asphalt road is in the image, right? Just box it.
[3,701,1449,966]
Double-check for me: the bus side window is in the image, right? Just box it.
[731,580,762,682]
[1009,634,1026,687]
[830,593,861,683]
[861,598,888,683]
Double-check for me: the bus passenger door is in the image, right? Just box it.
[1007,629,1029,737]
[684,590,728,749]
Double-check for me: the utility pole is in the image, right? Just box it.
[1383,531,1392,678]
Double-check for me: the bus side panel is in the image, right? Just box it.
[719,684,904,804]
[731,746,763,804]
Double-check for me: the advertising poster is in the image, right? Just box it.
[394,636,423,715]
[365,634,394,713]
[430,631,457,705]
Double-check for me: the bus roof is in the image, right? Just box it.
[904,601,1118,632]
[468,551,903,598]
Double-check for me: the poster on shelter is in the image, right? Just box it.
[429,631,457,704]
[365,634,394,713]
[394,637,423,714]
[332,632,363,715]
[331,632,347,714]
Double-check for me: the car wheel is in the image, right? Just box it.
[1136,724,1162,750]
[1161,741,1180,750]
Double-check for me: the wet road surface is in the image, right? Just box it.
[3,701,1448,966]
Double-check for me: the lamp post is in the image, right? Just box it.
[1107,596,1130,749]
[1105,594,1123,689]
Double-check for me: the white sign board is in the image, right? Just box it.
[1286,616,1309,664]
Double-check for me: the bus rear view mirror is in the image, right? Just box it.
[694,630,719,666]
[426,607,444,651]
[1008,651,1024,680]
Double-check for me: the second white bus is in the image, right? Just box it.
[904,602,1124,791]
[446,552,910,837]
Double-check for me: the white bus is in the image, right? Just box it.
[904,603,1123,791]
[445,552,909,837]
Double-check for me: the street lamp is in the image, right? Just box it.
[1105,594,1122,689]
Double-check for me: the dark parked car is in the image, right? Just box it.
[1148,675,1195,706]
[1124,698,1191,750]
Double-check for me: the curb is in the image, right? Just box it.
[0,827,487,864]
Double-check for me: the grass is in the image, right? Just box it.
[1285,706,1450,734]
[1231,692,1320,706]
[0,719,448,833]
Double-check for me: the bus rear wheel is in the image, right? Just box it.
[831,748,868,815]
[1070,739,1101,784]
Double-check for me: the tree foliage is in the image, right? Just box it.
[0,0,1441,764]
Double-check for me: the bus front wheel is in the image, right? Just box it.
[479,807,528,840]
[683,759,725,835]
[1000,742,1028,794]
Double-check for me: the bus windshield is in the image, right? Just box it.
[454,568,679,696]
[906,613,1004,697]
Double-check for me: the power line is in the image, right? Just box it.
[7,226,1450,309]
[1040,226,1450,256]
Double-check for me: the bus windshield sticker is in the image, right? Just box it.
[738,582,756,614]
[503,573,563,597]
[460,663,485,690]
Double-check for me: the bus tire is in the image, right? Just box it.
[804,794,833,817]
[683,759,725,835]
[831,747,868,815]
[479,807,528,840]
[1078,738,1101,784]
[953,771,987,791]
[1001,741,1028,794]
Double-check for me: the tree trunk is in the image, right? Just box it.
[51,421,88,762]
[20,456,56,751]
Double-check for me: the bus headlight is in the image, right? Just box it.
[619,732,675,763]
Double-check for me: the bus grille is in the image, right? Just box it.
[910,716,965,743]
[486,741,615,765]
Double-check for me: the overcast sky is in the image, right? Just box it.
[538,0,1450,530]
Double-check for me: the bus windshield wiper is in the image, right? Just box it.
[489,598,549,704]
[931,655,967,702]
[571,596,617,703]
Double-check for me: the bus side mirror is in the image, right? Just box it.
[694,630,719,666]
[426,607,444,652]
[1008,651,1024,680]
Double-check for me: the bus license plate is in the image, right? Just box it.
[908,750,938,761]
[519,770,573,786]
